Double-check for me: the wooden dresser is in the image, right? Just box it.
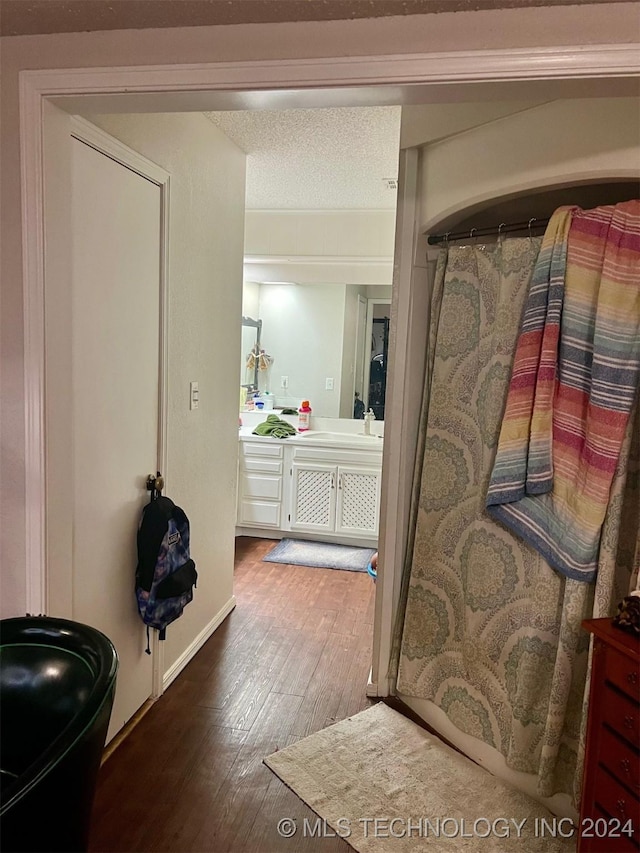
[579,618,640,852]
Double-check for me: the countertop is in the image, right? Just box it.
[238,426,384,450]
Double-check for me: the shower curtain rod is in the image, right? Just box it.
[427,216,550,245]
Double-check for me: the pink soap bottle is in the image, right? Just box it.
[298,400,312,432]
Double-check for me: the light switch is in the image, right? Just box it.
[281,376,289,389]
[325,377,334,390]
[190,381,199,410]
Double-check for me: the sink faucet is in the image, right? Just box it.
[363,408,376,436]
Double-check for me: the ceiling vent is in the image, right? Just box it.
[383,178,398,191]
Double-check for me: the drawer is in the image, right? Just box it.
[592,765,640,846]
[292,446,382,467]
[239,499,281,528]
[602,687,640,749]
[241,442,284,459]
[599,726,640,796]
[242,457,283,475]
[579,805,640,853]
[240,473,282,501]
[606,645,640,703]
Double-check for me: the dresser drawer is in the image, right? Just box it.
[602,686,640,750]
[606,644,640,703]
[579,805,640,853]
[592,765,640,846]
[599,726,640,796]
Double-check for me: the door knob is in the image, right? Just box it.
[146,472,164,499]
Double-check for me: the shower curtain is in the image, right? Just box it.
[395,238,639,803]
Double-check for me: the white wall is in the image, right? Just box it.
[244,209,396,287]
[417,97,640,230]
[85,112,246,673]
[242,280,261,319]
[399,100,550,149]
[245,210,396,256]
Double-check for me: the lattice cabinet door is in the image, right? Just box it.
[290,463,336,533]
[335,466,381,537]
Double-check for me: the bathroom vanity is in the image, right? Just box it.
[236,429,383,547]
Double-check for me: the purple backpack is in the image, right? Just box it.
[136,495,197,652]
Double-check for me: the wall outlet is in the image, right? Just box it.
[190,381,199,410]
[325,377,334,390]
[280,376,288,389]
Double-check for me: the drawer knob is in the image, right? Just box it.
[623,715,635,729]
[627,671,638,685]
[616,799,627,817]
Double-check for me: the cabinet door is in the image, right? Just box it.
[290,463,336,533]
[335,466,381,537]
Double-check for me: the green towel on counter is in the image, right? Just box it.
[252,414,297,439]
[280,407,299,415]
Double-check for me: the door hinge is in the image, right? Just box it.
[288,514,291,521]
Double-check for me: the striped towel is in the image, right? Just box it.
[487,201,640,582]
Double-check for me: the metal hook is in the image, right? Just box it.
[497,222,506,236]
[528,217,537,240]
[469,227,477,244]
[444,231,450,248]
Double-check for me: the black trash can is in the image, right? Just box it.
[0,617,118,853]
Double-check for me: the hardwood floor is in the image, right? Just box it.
[89,536,376,852]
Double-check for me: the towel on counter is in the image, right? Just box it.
[487,201,640,583]
[253,414,298,439]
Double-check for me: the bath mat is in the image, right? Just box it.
[263,538,375,572]
[264,703,575,852]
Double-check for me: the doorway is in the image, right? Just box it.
[20,46,638,722]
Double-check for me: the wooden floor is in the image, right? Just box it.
[90,536,376,852]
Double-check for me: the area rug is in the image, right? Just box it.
[264,703,575,852]
[263,538,376,572]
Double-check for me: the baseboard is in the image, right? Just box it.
[162,595,236,691]
[236,528,378,549]
[101,697,154,764]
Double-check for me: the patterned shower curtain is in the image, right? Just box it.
[395,239,639,803]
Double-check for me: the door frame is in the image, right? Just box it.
[352,293,368,416]
[19,43,640,698]
[362,297,392,412]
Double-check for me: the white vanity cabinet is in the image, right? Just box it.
[290,461,381,538]
[237,434,383,546]
[237,441,285,529]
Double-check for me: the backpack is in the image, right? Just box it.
[135,494,197,652]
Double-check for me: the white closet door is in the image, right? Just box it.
[71,136,161,740]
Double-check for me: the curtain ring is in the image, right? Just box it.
[444,231,450,248]
[469,227,477,245]
[528,217,537,240]
[497,222,506,237]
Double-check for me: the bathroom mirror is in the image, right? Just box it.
[241,284,391,419]
[240,316,262,389]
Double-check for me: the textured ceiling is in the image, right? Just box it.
[205,107,402,210]
[0,0,620,36]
